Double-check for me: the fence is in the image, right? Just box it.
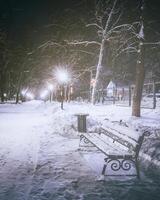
[141,81,160,109]
[76,81,160,109]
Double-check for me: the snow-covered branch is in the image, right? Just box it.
[37,40,65,50]
[103,0,118,35]
[114,46,138,60]
[65,40,101,46]
[143,41,160,46]
[111,11,123,28]
[86,23,103,30]
[115,36,138,54]
[105,24,135,38]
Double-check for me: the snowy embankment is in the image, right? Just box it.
[48,100,160,168]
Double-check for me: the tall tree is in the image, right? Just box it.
[132,0,145,117]
[65,0,137,104]
[91,0,118,104]
[0,30,9,102]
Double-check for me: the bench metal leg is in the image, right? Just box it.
[102,164,107,175]
[79,135,97,148]
[135,158,140,179]
[103,157,140,177]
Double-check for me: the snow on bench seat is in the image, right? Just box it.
[80,132,133,156]
[98,127,137,152]
[101,121,140,142]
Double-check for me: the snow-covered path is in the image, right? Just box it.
[0,101,160,200]
[0,101,95,200]
[0,102,48,199]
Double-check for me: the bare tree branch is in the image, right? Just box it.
[103,0,118,35]
[37,40,65,50]
[111,10,123,28]
[86,23,103,30]
[115,36,138,53]
[65,40,101,46]
[105,24,135,38]
[144,41,160,45]
[115,46,138,58]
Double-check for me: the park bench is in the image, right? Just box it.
[75,114,148,178]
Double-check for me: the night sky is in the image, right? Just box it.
[0,0,160,80]
[0,0,90,43]
[1,0,160,44]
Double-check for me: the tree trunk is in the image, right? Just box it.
[91,39,105,104]
[0,83,5,103]
[132,42,145,117]
[0,72,5,103]
[132,0,145,117]
[91,0,118,104]
[16,72,23,104]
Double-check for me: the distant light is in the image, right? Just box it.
[21,89,27,96]
[48,83,54,91]
[26,92,34,100]
[40,90,48,99]
[56,69,70,83]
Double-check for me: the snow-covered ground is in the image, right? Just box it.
[0,100,160,200]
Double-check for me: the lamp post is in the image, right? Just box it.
[60,84,65,109]
[56,69,69,110]
[48,83,54,102]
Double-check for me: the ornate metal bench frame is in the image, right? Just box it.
[80,129,147,179]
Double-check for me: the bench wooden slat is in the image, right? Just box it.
[101,124,139,144]
[101,126,138,143]
[81,132,132,156]
[97,132,134,153]
[99,127,136,152]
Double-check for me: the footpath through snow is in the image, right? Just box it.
[0,101,96,200]
[0,100,160,200]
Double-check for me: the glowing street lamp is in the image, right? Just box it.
[56,69,70,84]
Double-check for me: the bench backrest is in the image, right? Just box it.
[98,126,147,156]
[98,128,134,152]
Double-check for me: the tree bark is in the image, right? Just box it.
[132,0,145,117]
[16,72,23,104]
[0,70,6,103]
[91,39,105,104]
[132,42,145,117]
